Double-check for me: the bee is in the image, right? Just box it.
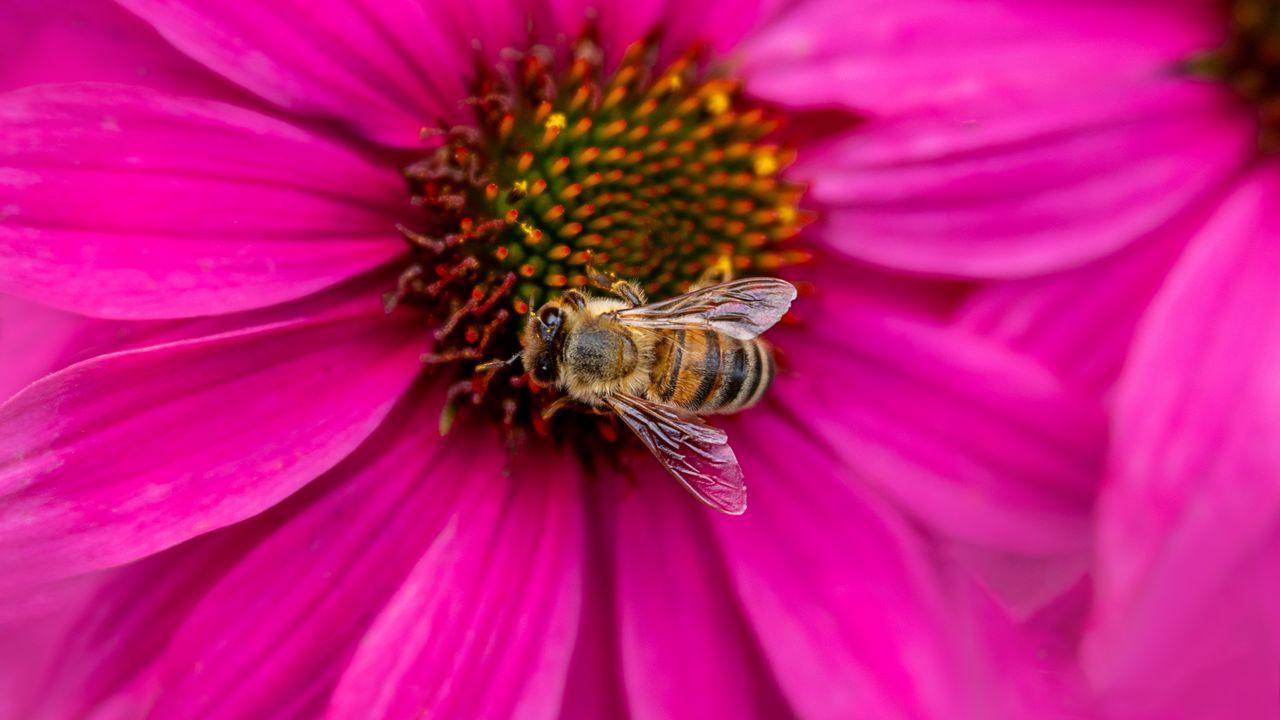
[491,267,795,515]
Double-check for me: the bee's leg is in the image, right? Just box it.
[541,396,575,419]
[560,289,589,310]
[475,351,523,373]
[691,255,735,290]
[586,265,646,307]
[541,396,609,419]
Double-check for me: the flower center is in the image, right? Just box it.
[390,31,809,435]
[1191,0,1280,149]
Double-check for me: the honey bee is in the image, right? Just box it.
[495,267,795,515]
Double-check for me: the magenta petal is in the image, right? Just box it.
[955,202,1201,392]
[115,0,499,147]
[55,393,505,719]
[558,481,629,720]
[32,518,277,719]
[0,295,108,403]
[711,412,1023,717]
[773,288,1104,556]
[0,308,422,609]
[1084,167,1280,704]
[5,272,400,412]
[739,0,1222,115]
[0,83,407,319]
[610,473,790,719]
[550,0,775,66]
[549,0,664,65]
[0,576,101,720]
[799,81,1252,277]
[326,445,585,720]
[26,386,464,718]
[1,0,241,97]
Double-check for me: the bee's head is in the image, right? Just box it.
[522,301,573,386]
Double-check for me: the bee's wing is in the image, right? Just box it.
[606,392,746,515]
[614,278,796,340]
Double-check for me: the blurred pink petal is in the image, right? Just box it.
[0,0,238,97]
[1085,167,1280,710]
[799,81,1252,277]
[0,307,421,610]
[0,295,109,403]
[954,200,1208,392]
[740,0,1222,115]
[32,520,277,719]
[0,83,407,319]
[0,577,101,720]
[549,0,779,67]
[35,389,508,718]
[611,475,790,719]
[115,0,521,147]
[944,544,1090,621]
[548,0,664,65]
[558,484,629,720]
[778,298,1102,556]
[326,445,584,720]
[712,411,1028,718]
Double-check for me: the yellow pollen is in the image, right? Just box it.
[777,205,797,224]
[712,254,734,278]
[545,113,567,132]
[753,153,779,176]
[512,179,529,194]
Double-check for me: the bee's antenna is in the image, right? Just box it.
[476,352,523,373]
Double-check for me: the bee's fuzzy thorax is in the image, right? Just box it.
[540,296,657,403]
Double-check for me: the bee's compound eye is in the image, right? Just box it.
[533,353,557,383]
[538,305,564,332]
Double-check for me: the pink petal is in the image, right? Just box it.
[326,444,585,720]
[41,388,509,719]
[548,0,664,67]
[0,305,423,613]
[550,0,779,67]
[3,270,399,412]
[739,0,1222,115]
[1,0,243,98]
[944,543,1090,621]
[1092,556,1280,720]
[32,518,278,719]
[1084,167,1280,704]
[0,295,109,403]
[709,411,1025,717]
[558,481,629,720]
[772,277,1104,556]
[0,83,408,319]
[609,473,791,719]
[764,262,1106,616]
[798,80,1253,277]
[0,575,101,720]
[954,200,1204,392]
[115,0,521,148]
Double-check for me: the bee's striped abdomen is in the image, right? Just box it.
[647,329,775,414]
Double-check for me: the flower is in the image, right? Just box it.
[0,0,1120,717]
[785,0,1280,717]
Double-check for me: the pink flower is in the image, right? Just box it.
[0,0,1120,717]
[784,0,1280,717]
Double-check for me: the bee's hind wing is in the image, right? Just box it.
[606,393,746,515]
